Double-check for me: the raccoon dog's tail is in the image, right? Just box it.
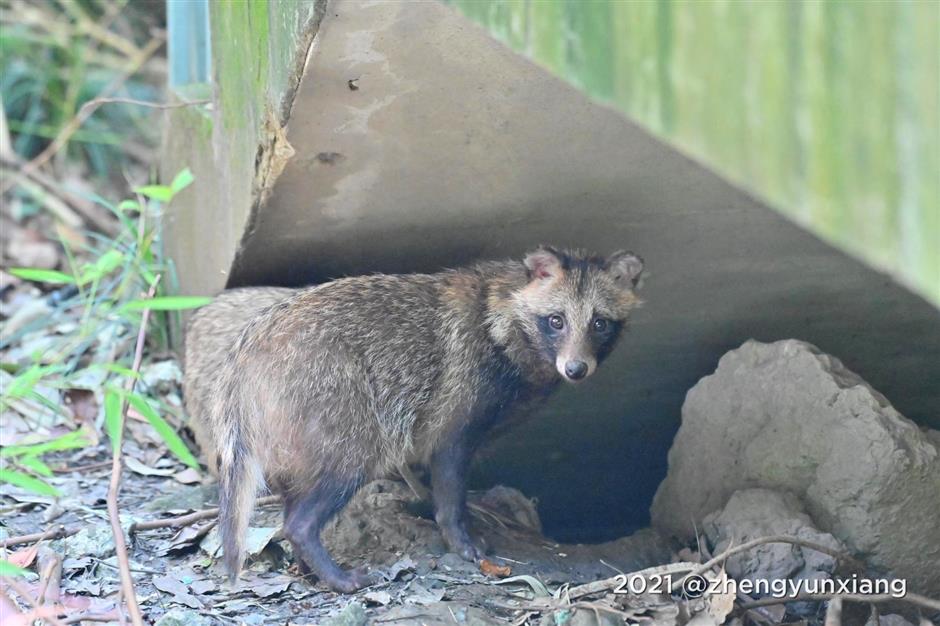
[215,378,264,582]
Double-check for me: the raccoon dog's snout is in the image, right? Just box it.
[564,360,589,380]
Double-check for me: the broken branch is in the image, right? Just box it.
[686,534,867,580]
[129,495,282,534]
[0,525,76,549]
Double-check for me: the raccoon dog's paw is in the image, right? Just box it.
[444,531,487,563]
[330,566,379,593]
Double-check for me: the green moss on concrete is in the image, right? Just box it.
[163,1,324,298]
[448,0,940,306]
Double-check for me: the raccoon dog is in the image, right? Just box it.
[183,246,644,592]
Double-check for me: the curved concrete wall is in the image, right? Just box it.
[449,0,940,307]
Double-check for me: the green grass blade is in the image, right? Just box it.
[121,296,211,312]
[0,467,60,497]
[8,268,75,284]
[1,430,90,458]
[170,168,194,195]
[18,455,53,477]
[126,392,199,469]
[133,184,173,202]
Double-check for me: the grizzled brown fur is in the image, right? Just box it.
[183,247,643,592]
[183,286,293,474]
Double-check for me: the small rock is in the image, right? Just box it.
[59,526,115,560]
[569,606,622,626]
[703,488,843,583]
[154,607,213,626]
[864,615,916,626]
[323,601,368,626]
[141,360,183,394]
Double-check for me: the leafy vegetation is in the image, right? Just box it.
[0,0,163,179]
[1,170,207,502]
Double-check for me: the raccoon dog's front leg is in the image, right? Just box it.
[282,474,374,593]
[430,429,485,562]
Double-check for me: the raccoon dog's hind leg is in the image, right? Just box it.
[283,473,375,593]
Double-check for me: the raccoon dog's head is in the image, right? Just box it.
[514,246,644,383]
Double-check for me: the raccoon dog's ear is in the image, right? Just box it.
[524,246,564,281]
[605,251,644,288]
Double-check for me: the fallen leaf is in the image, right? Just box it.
[244,527,280,557]
[173,468,201,484]
[706,569,735,623]
[172,592,205,609]
[162,521,216,555]
[383,555,416,581]
[63,389,98,427]
[153,574,190,597]
[189,578,216,595]
[364,590,392,605]
[404,583,445,606]
[124,456,175,477]
[479,559,511,578]
[7,544,40,568]
[252,580,292,598]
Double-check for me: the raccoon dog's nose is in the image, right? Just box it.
[564,360,589,380]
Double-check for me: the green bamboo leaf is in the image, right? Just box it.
[121,296,212,312]
[126,392,199,469]
[1,430,89,458]
[18,455,53,477]
[170,168,194,194]
[0,559,29,577]
[104,389,123,456]
[8,267,75,284]
[133,184,173,202]
[2,364,61,400]
[97,364,140,379]
[78,249,125,285]
[117,199,140,211]
[0,467,60,496]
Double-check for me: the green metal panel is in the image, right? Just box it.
[447,0,940,306]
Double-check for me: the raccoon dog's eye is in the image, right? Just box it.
[593,318,609,332]
[548,314,565,330]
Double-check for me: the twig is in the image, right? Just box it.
[35,547,62,607]
[824,596,842,626]
[0,95,13,160]
[739,591,940,613]
[566,561,696,600]
[52,461,113,474]
[685,535,867,580]
[129,495,282,534]
[90,557,163,576]
[105,276,161,626]
[396,463,430,502]
[0,525,77,549]
[77,96,210,112]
